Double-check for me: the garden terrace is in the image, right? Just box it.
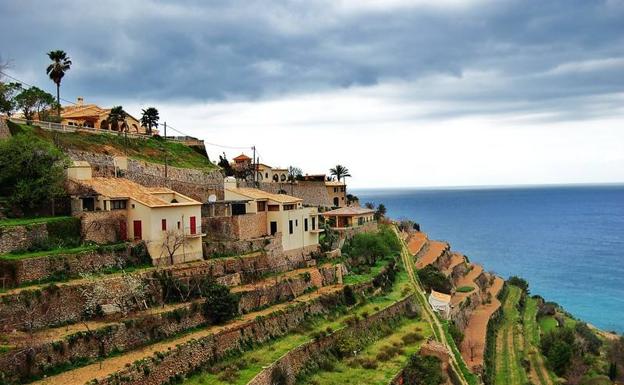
[415,240,450,269]
[0,265,342,384]
[7,122,216,171]
[459,276,504,372]
[451,264,485,307]
[407,232,428,255]
[0,216,81,255]
[0,250,315,330]
[523,296,555,385]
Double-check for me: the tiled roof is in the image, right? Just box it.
[233,153,251,161]
[226,187,302,204]
[322,207,374,216]
[71,177,200,208]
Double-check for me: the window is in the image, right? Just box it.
[257,201,266,212]
[334,187,337,193]
[268,204,280,211]
[289,220,293,234]
[177,221,181,229]
[304,218,308,231]
[265,172,269,178]
[295,219,298,226]
[232,203,246,215]
[312,217,316,230]
[161,219,167,231]
[110,200,127,210]
[283,204,295,211]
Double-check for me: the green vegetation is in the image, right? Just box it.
[402,354,445,385]
[494,285,529,385]
[0,130,69,215]
[1,244,102,260]
[417,265,452,294]
[456,285,475,293]
[7,121,216,170]
[538,316,558,333]
[299,320,431,385]
[202,281,240,324]
[0,215,74,228]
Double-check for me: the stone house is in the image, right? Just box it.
[322,206,375,230]
[220,177,321,255]
[325,179,347,207]
[66,162,203,265]
[60,97,149,134]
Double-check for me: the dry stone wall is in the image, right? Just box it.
[202,212,268,241]
[0,251,316,330]
[79,211,127,244]
[0,265,341,383]
[241,180,334,207]
[0,116,9,139]
[0,245,133,287]
[87,289,352,385]
[0,224,47,254]
[66,150,224,202]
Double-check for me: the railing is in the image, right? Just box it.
[8,117,204,145]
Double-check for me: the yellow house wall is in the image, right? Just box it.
[126,201,203,265]
[66,166,92,181]
[326,185,347,207]
[267,206,319,251]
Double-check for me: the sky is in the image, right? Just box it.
[1,0,624,188]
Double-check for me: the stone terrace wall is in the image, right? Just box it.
[0,224,47,254]
[241,180,333,208]
[78,211,127,244]
[91,289,352,385]
[0,265,342,383]
[247,295,418,385]
[336,221,378,240]
[66,150,224,202]
[0,250,315,330]
[0,116,9,139]
[202,212,268,241]
[0,245,134,287]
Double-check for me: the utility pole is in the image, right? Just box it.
[252,145,256,184]
[164,121,168,179]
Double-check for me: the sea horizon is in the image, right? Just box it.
[354,184,624,333]
[352,181,624,191]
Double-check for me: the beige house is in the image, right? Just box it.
[322,206,375,230]
[224,177,321,253]
[60,98,150,134]
[255,163,289,183]
[325,180,347,207]
[66,162,203,265]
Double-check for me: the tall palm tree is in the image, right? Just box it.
[45,50,71,119]
[107,106,126,132]
[329,165,351,182]
[140,107,159,134]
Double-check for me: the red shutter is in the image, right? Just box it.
[161,219,167,231]
[190,216,197,235]
[133,220,142,240]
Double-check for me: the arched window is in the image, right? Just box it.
[100,120,109,130]
[273,174,279,182]
[280,174,286,182]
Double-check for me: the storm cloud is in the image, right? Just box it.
[1,0,623,120]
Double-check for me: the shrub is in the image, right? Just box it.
[507,276,530,293]
[402,354,444,385]
[417,265,452,294]
[456,286,474,293]
[541,327,575,375]
[343,285,357,306]
[202,280,240,324]
[402,332,424,345]
[271,366,288,385]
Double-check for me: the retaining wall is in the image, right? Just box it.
[0,224,47,255]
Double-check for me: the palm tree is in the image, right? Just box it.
[45,50,71,118]
[329,165,351,182]
[107,106,126,132]
[140,107,159,134]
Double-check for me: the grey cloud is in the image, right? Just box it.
[1,0,623,119]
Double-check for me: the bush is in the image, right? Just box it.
[456,286,474,293]
[402,332,424,345]
[342,226,400,267]
[402,354,444,385]
[541,327,575,375]
[202,280,240,324]
[507,276,529,293]
[417,265,452,294]
[343,285,357,306]
[271,367,288,385]
[448,321,464,346]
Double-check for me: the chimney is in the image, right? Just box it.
[77,97,84,106]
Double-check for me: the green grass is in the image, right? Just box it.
[494,286,529,385]
[9,122,217,170]
[0,216,73,228]
[538,316,558,333]
[524,296,552,385]
[0,243,126,260]
[342,257,393,285]
[456,285,475,293]
[300,319,431,385]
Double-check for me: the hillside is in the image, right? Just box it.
[6,121,217,171]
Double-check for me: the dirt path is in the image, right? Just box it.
[415,240,448,269]
[31,285,343,385]
[394,227,471,385]
[460,276,503,370]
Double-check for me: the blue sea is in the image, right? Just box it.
[354,185,624,333]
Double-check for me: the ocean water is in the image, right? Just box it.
[354,185,624,333]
